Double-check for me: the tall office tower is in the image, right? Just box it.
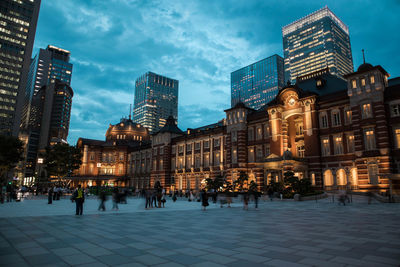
[231,54,285,110]
[133,72,178,133]
[0,0,41,136]
[21,45,72,128]
[23,80,73,179]
[282,6,353,84]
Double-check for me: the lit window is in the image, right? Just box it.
[232,148,237,164]
[296,121,304,136]
[364,128,376,150]
[395,128,400,149]
[368,164,379,185]
[316,79,322,86]
[352,80,357,89]
[345,109,352,124]
[347,135,355,153]
[332,110,341,127]
[296,142,305,158]
[370,75,375,84]
[334,136,343,155]
[321,137,330,156]
[256,127,262,140]
[361,78,366,86]
[362,103,372,119]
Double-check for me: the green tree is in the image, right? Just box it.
[44,143,82,183]
[0,135,24,185]
[205,178,214,191]
[213,175,225,191]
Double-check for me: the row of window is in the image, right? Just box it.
[173,138,222,154]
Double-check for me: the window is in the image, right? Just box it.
[186,144,192,152]
[264,124,270,139]
[214,138,220,147]
[334,136,343,155]
[321,137,330,156]
[344,109,352,124]
[186,156,192,168]
[256,147,263,161]
[172,146,176,154]
[119,152,124,161]
[391,104,400,117]
[195,142,200,150]
[248,148,255,162]
[332,110,341,127]
[295,121,304,136]
[368,164,379,185]
[265,145,270,156]
[362,103,372,119]
[248,128,254,141]
[320,113,328,128]
[256,126,262,140]
[395,128,400,149]
[90,153,95,160]
[171,158,176,170]
[213,152,220,166]
[231,131,237,142]
[316,79,322,86]
[178,145,183,153]
[370,75,375,84]
[361,78,366,86]
[204,154,209,167]
[352,79,357,89]
[364,128,376,150]
[195,155,201,168]
[296,142,305,158]
[347,134,355,153]
[159,160,163,171]
[160,147,164,155]
[153,159,157,170]
[204,140,209,149]
[232,148,237,164]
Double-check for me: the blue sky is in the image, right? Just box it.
[32,0,400,144]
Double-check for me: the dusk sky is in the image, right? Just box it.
[32,0,400,145]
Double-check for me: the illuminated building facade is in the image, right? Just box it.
[231,55,285,110]
[133,72,178,134]
[73,61,400,196]
[73,117,150,187]
[21,45,72,129]
[282,6,353,84]
[0,0,41,136]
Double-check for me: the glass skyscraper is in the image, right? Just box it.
[22,45,72,129]
[231,54,285,110]
[282,6,353,83]
[0,0,41,136]
[133,72,178,133]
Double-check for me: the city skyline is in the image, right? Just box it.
[32,0,400,144]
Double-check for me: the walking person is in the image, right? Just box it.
[112,187,119,210]
[243,193,249,210]
[254,191,259,209]
[201,189,209,211]
[98,190,107,211]
[151,190,157,208]
[73,185,85,215]
[48,187,53,204]
[145,189,152,209]
[161,192,166,208]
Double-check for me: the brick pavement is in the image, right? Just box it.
[0,197,399,266]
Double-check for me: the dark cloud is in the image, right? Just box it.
[33,0,400,144]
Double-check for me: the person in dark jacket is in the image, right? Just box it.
[98,190,107,211]
[201,190,209,211]
[48,187,53,204]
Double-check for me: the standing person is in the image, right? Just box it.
[254,191,259,209]
[112,187,119,210]
[172,191,177,202]
[201,189,209,211]
[145,189,152,209]
[243,193,249,210]
[268,187,274,201]
[48,187,53,204]
[73,185,85,215]
[161,192,166,208]
[98,190,107,211]
[151,190,157,208]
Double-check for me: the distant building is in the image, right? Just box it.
[21,45,73,129]
[231,55,285,110]
[22,81,73,184]
[133,72,178,133]
[282,6,353,83]
[0,0,41,136]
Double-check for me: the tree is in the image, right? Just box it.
[213,175,225,192]
[0,135,24,185]
[249,180,258,193]
[204,178,214,191]
[234,171,248,191]
[44,143,82,183]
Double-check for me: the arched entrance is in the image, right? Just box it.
[337,169,347,188]
[350,168,358,189]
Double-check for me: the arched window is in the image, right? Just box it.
[323,169,333,186]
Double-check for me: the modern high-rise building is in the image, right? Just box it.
[0,0,41,136]
[231,55,285,110]
[133,72,178,133]
[22,80,73,180]
[282,6,353,83]
[21,45,72,129]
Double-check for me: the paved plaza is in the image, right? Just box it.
[0,195,399,267]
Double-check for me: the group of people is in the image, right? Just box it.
[144,188,166,209]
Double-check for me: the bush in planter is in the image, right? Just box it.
[283,171,315,198]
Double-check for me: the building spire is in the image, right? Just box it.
[362,49,365,64]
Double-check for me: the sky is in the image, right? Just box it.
[32,0,400,145]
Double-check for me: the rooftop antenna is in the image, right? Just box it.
[362,49,365,64]
[129,104,132,120]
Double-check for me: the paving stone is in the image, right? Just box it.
[264,259,308,267]
[134,254,169,265]
[199,253,237,264]
[96,254,133,265]
[61,253,97,265]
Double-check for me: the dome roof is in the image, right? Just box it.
[105,118,149,140]
[357,63,373,72]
